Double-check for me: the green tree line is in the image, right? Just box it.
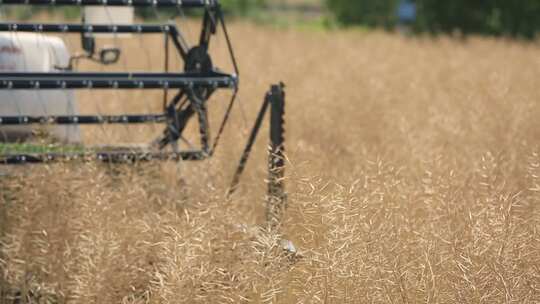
[136,0,266,19]
[219,0,266,15]
[327,0,540,39]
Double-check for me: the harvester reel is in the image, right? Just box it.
[0,0,239,162]
[185,46,213,96]
[185,46,213,75]
[0,0,289,238]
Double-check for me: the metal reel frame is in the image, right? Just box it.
[0,1,288,227]
[0,0,239,164]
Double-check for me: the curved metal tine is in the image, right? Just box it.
[104,7,128,70]
[92,45,115,157]
[179,134,196,150]
[207,9,244,154]
[233,93,249,134]
[170,89,186,109]
[2,10,51,156]
[38,23,76,143]
[134,7,162,135]
[186,88,210,153]
[152,5,174,148]
[88,62,113,153]
[57,40,80,144]
[23,24,55,146]
[55,14,94,147]
[168,103,197,153]
[104,6,137,148]
[153,89,185,149]
[36,22,80,147]
[0,8,17,149]
[217,8,239,77]
[163,32,169,110]
[33,33,51,114]
[1,8,26,146]
[174,2,192,58]
[198,7,214,51]
[214,8,247,135]
[101,6,129,151]
[210,88,237,155]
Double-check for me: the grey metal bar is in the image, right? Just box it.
[0,72,237,90]
[0,150,208,164]
[0,0,217,8]
[0,114,167,125]
[0,23,174,33]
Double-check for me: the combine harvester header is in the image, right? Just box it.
[0,0,289,232]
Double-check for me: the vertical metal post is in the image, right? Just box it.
[267,83,287,229]
[227,83,287,229]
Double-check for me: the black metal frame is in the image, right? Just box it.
[0,0,217,7]
[228,84,286,197]
[0,0,290,245]
[0,23,191,59]
[0,72,236,89]
[226,83,287,227]
[0,0,240,164]
[1,150,207,164]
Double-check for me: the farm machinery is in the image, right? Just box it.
[0,1,287,228]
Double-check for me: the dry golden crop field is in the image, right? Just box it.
[1,18,540,303]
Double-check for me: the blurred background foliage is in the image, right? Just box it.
[2,0,269,21]
[2,0,540,39]
[137,0,267,19]
[219,0,267,15]
[326,0,540,39]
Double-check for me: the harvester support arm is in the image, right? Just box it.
[227,92,270,196]
[228,83,287,227]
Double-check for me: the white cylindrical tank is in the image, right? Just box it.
[0,32,81,143]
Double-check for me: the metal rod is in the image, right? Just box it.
[0,72,236,90]
[0,114,167,125]
[0,23,176,34]
[267,83,287,228]
[218,8,240,77]
[0,0,218,8]
[0,150,208,164]
[227,90,270,197]
[0,23,190,59]
[168,24,188,61]
[210,88,237,154]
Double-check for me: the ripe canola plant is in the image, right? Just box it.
[1,20,540,303]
